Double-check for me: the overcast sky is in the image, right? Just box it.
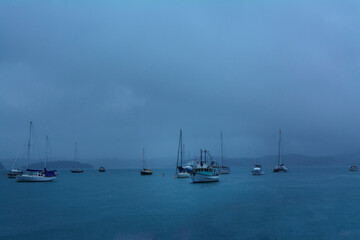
[1,1,360,161]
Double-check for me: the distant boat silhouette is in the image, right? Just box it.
[141,148,152,175]
[99,166,106,172]
[349,165,358,172]
[273,129,288,173]
[175,129,190,178]
[71,142,84,173]
[219,132,230,174]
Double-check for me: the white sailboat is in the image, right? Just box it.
[219,132,230,174]
[191,149,220,183]
[71,142,84,173]
[17,122,57,182]
[273,129,288,173]
[175,129,190,178]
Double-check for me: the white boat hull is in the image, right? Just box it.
[177,172,190,178]
[191,172,219,183]
[16,174,56,182]
[220,169,230,174]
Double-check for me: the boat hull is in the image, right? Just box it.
[176,172,190,178]
[16,175,56,182]
[141,171,152,175]
[252,170,265,175]
[191,173,219,183]
[71,169,84,173]
[220,169,230,174]
[273,167,288,173]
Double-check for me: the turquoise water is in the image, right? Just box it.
[1,167,360,240]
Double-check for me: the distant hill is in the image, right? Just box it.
[224,153,360,167]
[26,161,93,170]
[0,162,5,170]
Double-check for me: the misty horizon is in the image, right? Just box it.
[2,1,360,161]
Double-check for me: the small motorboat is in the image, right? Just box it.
[349,165,358,172]
[99,167,106,172]
[71,169,84,173]
[7,169,23,178]
[252,164,265,175]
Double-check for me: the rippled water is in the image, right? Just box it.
[1,167,360,239]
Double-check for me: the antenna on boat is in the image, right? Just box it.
[200,149,203,164]
[278,129,282,166]
[27,121,33,170]
[204,150,207,164]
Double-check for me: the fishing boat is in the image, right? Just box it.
[191,149,219,183]
[99,167,106,172]
[219,132,230,174]
[71,142,84,173]
[252,164,265,175]
[17,125,57,182]
[175,129,190,178]
[349,165,358,172]
[273,129,288,173]
[141,148,152,175]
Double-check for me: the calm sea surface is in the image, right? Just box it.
[1,167,360,240]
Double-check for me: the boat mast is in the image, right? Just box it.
[74,142,78,168]
[220,132,223,167]
[27,121,33,169]
[204,150,207,164]
[142,148,145,170]
[200,149,203,164]
[176,129,182,170]
[278,129,281,166]
[45,135,49,168]
[180,130,183,166]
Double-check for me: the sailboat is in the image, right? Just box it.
[8,148,23,178]
[16,122,57,182]
[176,129,190,178]
[252,164,265,175]
[273,129,288,173]
[71,142,84,173]
[219,132,230,174]
[140,148,152,175]
[191,149,220,183]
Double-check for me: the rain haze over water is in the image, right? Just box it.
[1,1,360,163]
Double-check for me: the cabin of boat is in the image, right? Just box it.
[99,167,106,172]
[7,169,23,178]
[141,168,152,175]
[349,165,358,172]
